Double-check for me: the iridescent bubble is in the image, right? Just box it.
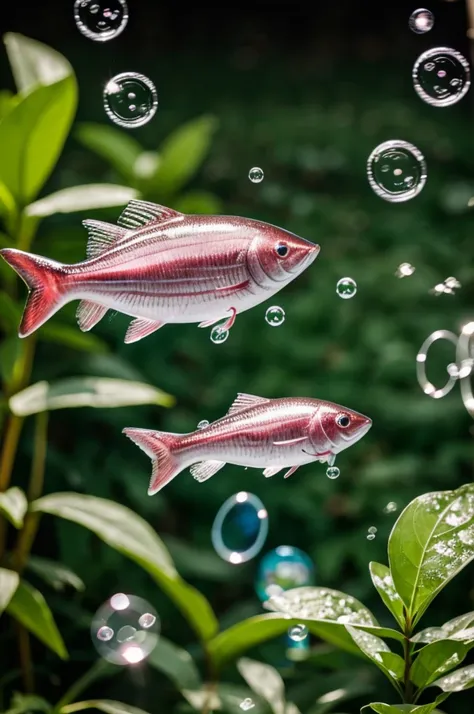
[240,700,255,712]
[197,420,210,429]
[211,492,269,564]
[255,545,315,602]
[409,8,434,34]
[265,305,285,327]
[413,47,470,107]
[326,466,340,479]
[91,594,159,665]
[74,0,128,42]
[367,140,427,202]
[210,325,229,344]
[396,263,416,278]
[383,501,398,514]
[249,167,264,183]
[103,73,158,128]
[288,624,308,642]
[336,277,357,299]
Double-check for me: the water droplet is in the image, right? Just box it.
[383,501,398,514]
[326,466,340,479]
[409,8,434,34]
[336,277,357,299]
[413,47,470,107]
[368,526,377,534]
[265,305,285,327]
[249,167,264,183]
[367,533,376,541]
[103,73,158,128]
[91,593,159,665]
[240,699,255,712]
[367,140,427,202]
[396,262,416,278]
[255,545,315,602]
[74,0,128,41]
[288,624,308,641]
[211,492,269,564]
[210,325,229,344]
[197,420,210,429]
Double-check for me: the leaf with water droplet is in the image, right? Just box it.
[237,658,286,714]
[431,663,474,692]
[361,700,448,714]
[369,562,405,629]
[388,484,474,623]
[412,611,474,645]
[410,640,469,688]
[345,626,404,684]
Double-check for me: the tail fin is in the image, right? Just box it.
[0,248,66,337]
[122,427,185,495]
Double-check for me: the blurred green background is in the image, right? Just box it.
[0,0,473,712]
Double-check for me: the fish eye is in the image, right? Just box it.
[275,243,289,257]
[336,413,351,428]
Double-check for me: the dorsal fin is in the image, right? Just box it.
[226,393,270,416]
[82,220,128,258]
[117,200,183,230]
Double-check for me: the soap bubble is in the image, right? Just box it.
[326,466,340,479]
[409,8,434,34]
[367,140,427,202]
[249,167,264,183]
[288,624,308,642]
[74,0,128,42]
[336,277,357,299]
[367,532,376,541]
[103,73,158,128]
[255,545,315,602]
[197,420,210,429]
[211,492,268,564]
[265,306,285,327]
[413,47,470,107]
[383,501,398,514]
[240,700,255,712]
[210,325,229,344]
[91,593,159,665]
[367,526,377,541]
[396,263,416,278]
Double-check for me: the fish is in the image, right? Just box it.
[123,392,372,495]
[0,200,320,343]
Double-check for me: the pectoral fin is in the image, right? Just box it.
[124,318,165,344]
[190,460,226,483]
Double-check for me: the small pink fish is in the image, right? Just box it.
[0,200,319,343]
[123,393,372,495]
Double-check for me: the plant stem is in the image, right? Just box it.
[16,620,35,693]
[403,615,414,704]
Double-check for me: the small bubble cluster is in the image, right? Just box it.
[336,277,357,299]
[210,324,230,344]
[288,623,309,642]
[396,263,416,278]
[326,466,340,479]
[255,545,315,602]
[211,492,268,564]
[265,305,285,327]
[91,593,159,665]
[413,47,471,107]
[249,167,264,183]
[367,140,427,202]
[409,8,434,34]
[430,276,461,296]
[367,526,377,541]
[74,0,129,41]
[104,73,158,128]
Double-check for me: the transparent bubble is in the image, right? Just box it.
[367,140,427,202]
[383,502,398,514]
[197,420,210,429]
[367,533,376,541]
[211,492,269,564]
[91,593,159,665]
[103,73,158,128]
[288,624,308,642]
[249,167,264,183]
[409,8,434,34]
[413,47,470,107]
[336,277,357,299]
[326,466,340,479]
[396,262,416,278]
[74,0,128,42]
[240,700,255,712]
[368,526,377,534]
[265,305,286,327]
[255,545,315,602]
[210,325,230,344]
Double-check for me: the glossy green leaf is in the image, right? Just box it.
[0,567,20,613]
[147,636,201,690]
[60,701,150,714]
[6,579,67,658]
[152,115,218,194]
[4,33,73,93]
[237,657,286,714]
[32,492,218,642]
[0,90,19,120]
[76,122,143,179]
[345,626,404,683]
[9,376,175,416]
[0,486,27,528]
[27,555,85,592]
[369,562,405,629]
[432,663,474,691]
[26,184,138,217]
[173,189,222,215]
[0,180,17,224]
[411,639,469,688]
[412,612,474,644]
[388,484,474,623]
[362,702,446,714]
[39,324,109,354]
[5,693,51,714]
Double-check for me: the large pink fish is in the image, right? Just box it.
[123,393,372,495]
[0,200,319,343]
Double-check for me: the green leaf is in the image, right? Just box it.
[369,562,405,629]
[0,90,19,120]
[60,701,150,714]
[39,324,109,354]
[76,123,143,179]
[147,636,201,690]
[411,640,469,688]
[345,626,404,683]
[9,376,175,416]
[6,579,68,659]
[31,492,218,642]
[362,702,446,714]
[27,555,85,592]
[0,180,17,224]
[6,694,52,714]
[4,33,73,93]
[162,535,238,581]
[26,184,138,217]
[237,657,286,714]
[432,663,474,691]
[152,115,218,194]
[388,484,474,623]
[0,292,22,331]
[0,567,20,613]
[412,612,474,644]
[182,684,268,714]
[0,486,27,528]
[0,337,21,384]
[173,190,222,215]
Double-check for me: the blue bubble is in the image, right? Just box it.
[255,545,315,602]
[211,492,269,564]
